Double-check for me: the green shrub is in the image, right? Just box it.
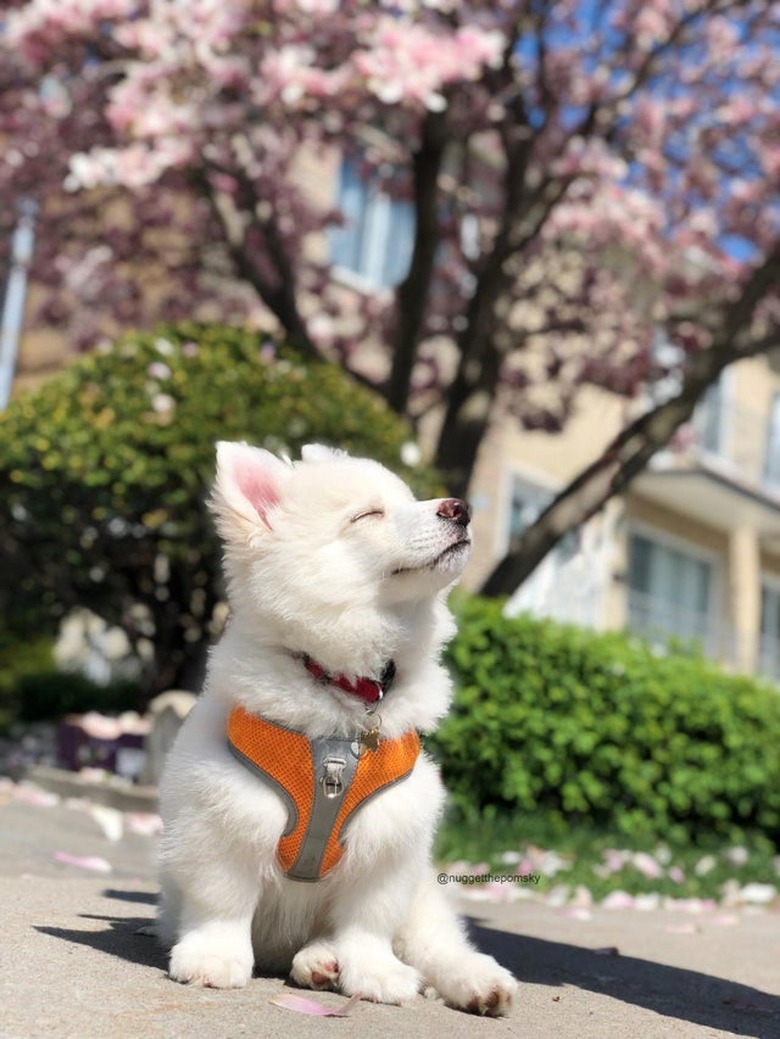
[13,671,141,722]
[431,597,780,846]
[0,637,55,731]
[0,323,440,699]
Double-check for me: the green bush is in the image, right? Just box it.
[14,671,141,722]
[0,637,55,731]
[431,597,780,846]
[0,323,440,699]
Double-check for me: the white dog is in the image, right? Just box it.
[157,442,517,1015]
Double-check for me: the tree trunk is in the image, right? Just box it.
[385,111,447,415]
[431,131,538,496]
[433,333,503,498]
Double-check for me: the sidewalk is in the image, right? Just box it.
[1,781,778,1039]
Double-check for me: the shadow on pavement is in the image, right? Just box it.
[468,917,780,1039]
[31,893,780,1037]
[103,888,158,906]
[35,916,167,972]
[35,886,166,974]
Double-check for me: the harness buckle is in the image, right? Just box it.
[321,756,347,799]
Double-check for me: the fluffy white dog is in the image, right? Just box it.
[157,442,517,1015]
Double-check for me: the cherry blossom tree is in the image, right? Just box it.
[1,0,778,592]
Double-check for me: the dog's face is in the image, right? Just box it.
[210,443,472,618]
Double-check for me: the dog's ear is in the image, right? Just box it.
[210,441,289,539]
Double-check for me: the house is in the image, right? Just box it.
[463,358,780,684]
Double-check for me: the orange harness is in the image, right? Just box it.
[227,706,420,882]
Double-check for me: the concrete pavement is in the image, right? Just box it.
[1,783,778,1039]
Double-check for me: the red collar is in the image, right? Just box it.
[302,655,396,706]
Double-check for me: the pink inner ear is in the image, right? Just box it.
[235,464,281,527]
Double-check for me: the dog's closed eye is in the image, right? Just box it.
[350,508,385,523]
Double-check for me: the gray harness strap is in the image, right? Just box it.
[285,737,360,882]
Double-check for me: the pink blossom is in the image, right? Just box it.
[0,0,775,419]
[351,19,504,111]
[632,852,665,880]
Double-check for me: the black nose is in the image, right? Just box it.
[437,498,471,527]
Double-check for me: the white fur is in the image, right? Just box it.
[158,442,517,1015]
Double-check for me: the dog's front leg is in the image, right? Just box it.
[395,874,518,1015]
[329,864,422,1005]
[167,860,259,989]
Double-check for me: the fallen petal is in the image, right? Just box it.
[54,851,112,873]
[561,907,592,921]
[14,784,60,808]
[90,805,124,842]
[633,894,661,912]
[713,914,741,926]
[269,993,360,1017]
[601,890,635,910]
[127,813,163,836]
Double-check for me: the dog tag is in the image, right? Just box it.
[360,727,381,753]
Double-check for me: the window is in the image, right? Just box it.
[651,334,726,458]
[764,393,780,487]
[508,480,543,544]
[692,378,725,456]
[504,475,602,628]
[759,583,780,680]
[648,330,684,406]
[507,477,542,538]
[506,478,575,559]
[627,533,715,650]
[329,158,415,290]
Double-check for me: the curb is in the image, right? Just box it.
[19,764,158,813]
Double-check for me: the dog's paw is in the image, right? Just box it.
[339,954,421,1006]
[169,930,253,989]
[439,953,517,1017]
[290,941,339,991]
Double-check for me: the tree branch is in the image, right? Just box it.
[480,244,780,597]
[193,165,319,359]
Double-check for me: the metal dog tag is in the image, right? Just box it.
[360,726,381,753]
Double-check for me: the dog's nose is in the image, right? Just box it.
[437,498,471,527]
